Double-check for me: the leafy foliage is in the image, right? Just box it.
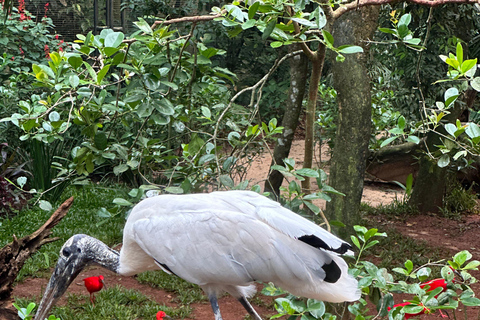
[264,226,480,319]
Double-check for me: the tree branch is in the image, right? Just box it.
[151,10,226,29]
[333,0,478,19]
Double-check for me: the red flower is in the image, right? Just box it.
[19,45,24,56]
[18,0,27,21]
[44,2,49,17]
[11,56,15,61]
[44,44,50,59]
[55,34,59,40]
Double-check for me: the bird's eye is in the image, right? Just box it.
[62,247,71,257]
[77,248,82,253]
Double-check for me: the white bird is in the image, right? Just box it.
[35,190,360,320]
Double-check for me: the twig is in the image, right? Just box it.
[212,50,303,185]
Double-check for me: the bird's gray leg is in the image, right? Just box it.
[208,294,223,320]
[238,296,263,320]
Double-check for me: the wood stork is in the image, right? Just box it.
[35,190,360,320]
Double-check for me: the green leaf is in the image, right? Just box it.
[113,163,129,175]
[456,42,464,66]
[471,77,480,92]
[248,1,259,20]
[397,115,406,130]
[463,260,480,270]
[94,132,108,150]
[441,265,455,281]
[83,61,97,82]
[307,299,325,318]
[380,135,399,148]
[466,122,480,139]
[290,17,316,28]
[398,13,412,27]
[303,200,320,214]
[438,154,450,168]
[322,30,334,47]
[405,260,413,273]
[416,267,431,281]
[444,87,459,108]
[404,38,421,45]
[350,235,361,249]
[461,297,480,307]
[311,6,326,29]
[461,58,477,74]
[134,17,153,34]
[406,136,420,144]
[445,123,457,137]
[379,27,397,34]
[96,64,111,84]
[242,19,256,30]
[39,200,53,211]
[49,111,60,122]
[155,98,175,116]
[270,41,283,48]
[295,168,319,177]
[454,250,472,266]
[219,174,234,188]
[104,31,124,48]
[97,207,112,218]
[17,177,27,188]
[364,228,378,241]
[225,4,245,22]
[67,55,82,69]
[262,19,277,40]
[364,240,379,250]
[337,45,364,54]
[164,186,184,194]
[113,198,133,206]
[69,74,80,88]
[201,106,211,119]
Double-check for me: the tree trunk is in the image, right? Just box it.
[325,6,379,237]
[265,46,308,198]
[409,104,465,213]
[301,48,326,193]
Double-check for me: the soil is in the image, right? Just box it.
[7,140,480,319]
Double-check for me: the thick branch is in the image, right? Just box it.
[0,197,74,305]
[151,10,226,29]
[333,0,478,19]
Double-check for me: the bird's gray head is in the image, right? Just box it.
[35,234,119,320]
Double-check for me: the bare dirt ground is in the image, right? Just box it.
[8,140,480,319]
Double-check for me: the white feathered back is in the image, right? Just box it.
[119,190,360,303]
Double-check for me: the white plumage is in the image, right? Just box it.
[36,190,360,320]
[120,191,360,302]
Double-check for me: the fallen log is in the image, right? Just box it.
[0,197,74,312]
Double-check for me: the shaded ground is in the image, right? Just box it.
[8,140,480,319]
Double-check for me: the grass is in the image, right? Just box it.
[136,271,206,305]
[358,201,446,274]
[15,286,192,320]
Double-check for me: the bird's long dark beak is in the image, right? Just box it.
[35,255,86,320]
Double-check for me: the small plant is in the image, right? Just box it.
[263,225,480,319]
[13,302,59,320]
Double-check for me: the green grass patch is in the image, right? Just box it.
[15,286,192,320]
[136,271,206,305]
